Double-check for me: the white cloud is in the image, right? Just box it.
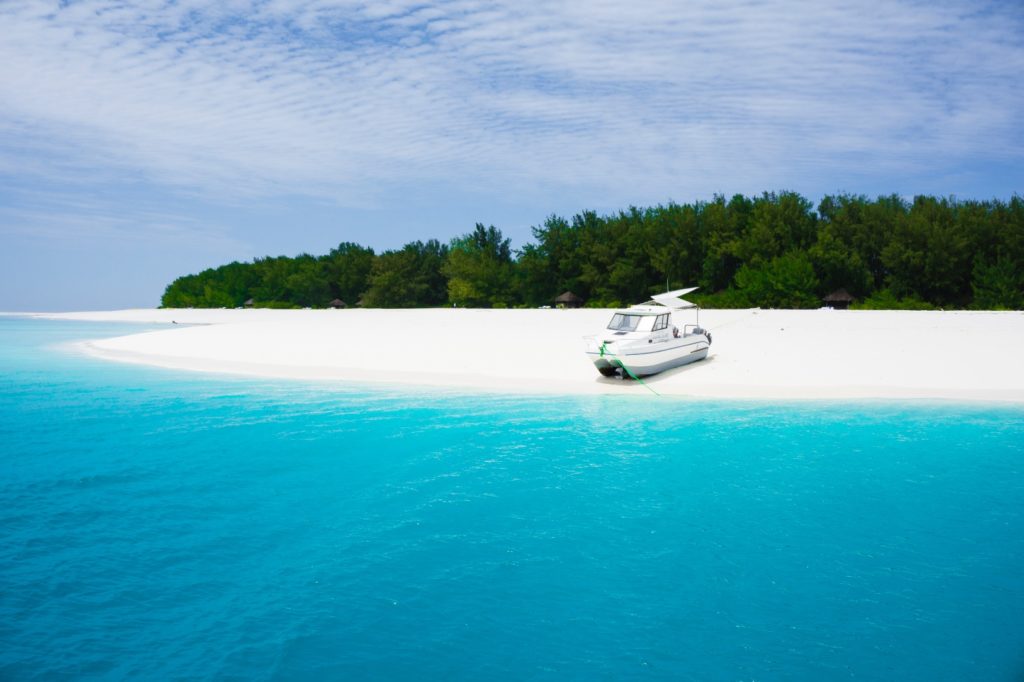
[0,186,246,257]
[0,0,1021,212]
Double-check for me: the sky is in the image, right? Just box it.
[1,0,1022,310]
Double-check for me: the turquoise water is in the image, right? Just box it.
[2,319,1023,680]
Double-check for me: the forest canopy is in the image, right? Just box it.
[161,193,1024,310]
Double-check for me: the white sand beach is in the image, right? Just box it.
[29,308,1024,402]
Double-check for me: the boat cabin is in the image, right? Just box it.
[606,309,672,334]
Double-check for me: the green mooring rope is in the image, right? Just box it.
[599,342,660,397]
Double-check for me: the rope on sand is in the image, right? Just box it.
[600,342,661,397]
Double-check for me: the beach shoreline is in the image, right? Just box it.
[17,307,1024,403]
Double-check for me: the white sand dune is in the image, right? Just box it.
[29,307,1024,402]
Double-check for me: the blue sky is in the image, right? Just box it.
[1,0,1022,310]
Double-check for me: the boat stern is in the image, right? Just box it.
[583,336,625,376]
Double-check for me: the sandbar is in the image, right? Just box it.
[24,307,1024,402]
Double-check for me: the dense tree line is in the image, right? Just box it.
[162,193,1024,310]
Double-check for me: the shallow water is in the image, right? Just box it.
[2,318,1023,680]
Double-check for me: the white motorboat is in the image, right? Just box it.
[584,287,712,378]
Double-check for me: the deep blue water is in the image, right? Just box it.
[1,318,1023,680]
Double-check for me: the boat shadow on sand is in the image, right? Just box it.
[595,353,717,387]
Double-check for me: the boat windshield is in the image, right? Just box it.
[606,313,644,331]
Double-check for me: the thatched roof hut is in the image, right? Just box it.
[823,288,855,309]
[329,298,347,309]
[554,291,583,308]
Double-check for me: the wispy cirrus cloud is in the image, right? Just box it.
[0,0,1021,210]
[0,185,246,255]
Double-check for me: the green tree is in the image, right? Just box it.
[162,273,203,307]
[323,242,375,306]
[644,202,704,295]
[443,224,513,307]
[251,256,294,304]
[161,261,258,308]
[515,215,582,306]
[161,192,1023,311]
[737,191,816,265]
[363,240,448,307]
[882,196,970,305]
[700,194,752,291]
[574,210,620,305]
[284,254,331,307]
[817,194,905,291]
[808,230,871,297]
[734,251,820,308]
[971,255,1023,309]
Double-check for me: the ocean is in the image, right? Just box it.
[1,318,1023,680]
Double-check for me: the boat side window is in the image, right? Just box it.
[607,314,642,331]
[652,314,669,331]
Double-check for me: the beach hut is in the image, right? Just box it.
[329,298,347,309]
[243,298,255,308]
[823,288,855,310]
[554,291,583,309]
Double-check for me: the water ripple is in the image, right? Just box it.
[1,319,1023,680]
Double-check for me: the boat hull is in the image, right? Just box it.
[586,336,709,377]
